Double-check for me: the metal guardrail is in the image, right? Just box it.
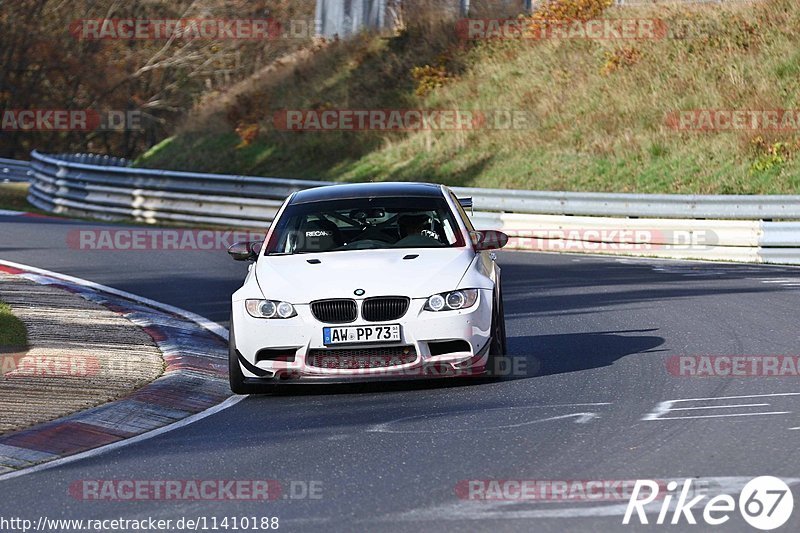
[27,151,326,227]
[21,151,800,264]
[0,158,32,183]
[28,150,800,220]
[450,186,800,220]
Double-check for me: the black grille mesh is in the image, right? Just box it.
[311,299,357,323]
[361,297,410,322]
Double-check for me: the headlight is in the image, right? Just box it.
[245,299,297,319]
[425,290,479,312]
[277,301,295,319]
[428,294,446,312]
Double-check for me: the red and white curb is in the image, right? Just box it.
[0,259,243,481]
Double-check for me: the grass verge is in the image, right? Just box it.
[0,183,34,212]
[0,300,27,348]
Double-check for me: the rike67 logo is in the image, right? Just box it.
[623,477,794,530]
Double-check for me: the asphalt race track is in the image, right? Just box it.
[2,213,800,532]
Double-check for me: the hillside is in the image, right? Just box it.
[138,0,800,194]
[0,0,314,159]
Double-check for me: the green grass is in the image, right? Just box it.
[0,183,35,212]
[126,0,800,194]
[0,301,27,348]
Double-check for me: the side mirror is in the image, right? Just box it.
[228,241,262,262]
[470,230,508,252]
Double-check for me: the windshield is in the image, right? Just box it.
[264,196,466,255]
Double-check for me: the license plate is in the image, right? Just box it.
[323,324,401,345]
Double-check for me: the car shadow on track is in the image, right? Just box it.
[509,328,665,378]
[251,329,665,396]
[256,375,499,396]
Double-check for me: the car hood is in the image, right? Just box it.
[254,248,475,303]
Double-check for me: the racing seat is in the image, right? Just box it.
[296,219,343,253]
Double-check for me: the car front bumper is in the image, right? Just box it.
[231,291,493,382]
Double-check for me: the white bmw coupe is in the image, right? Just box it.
[227,182,508,393]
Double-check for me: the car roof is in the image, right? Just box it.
[290,182,445,204]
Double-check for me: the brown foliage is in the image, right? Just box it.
[0,0,314,158]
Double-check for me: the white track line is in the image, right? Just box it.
[652,412,790,420]
[667,403,770,411]
[0,259,243,482]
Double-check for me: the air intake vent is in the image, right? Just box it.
[361,297,410,322]
[311,299,357,323]
[307,346,417,369]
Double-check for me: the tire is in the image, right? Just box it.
[486,280,507,376]
[228,315,264,395]
[497,281,508,355]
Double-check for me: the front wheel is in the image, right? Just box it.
[229,316,265,395]
[486,283,507,376]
